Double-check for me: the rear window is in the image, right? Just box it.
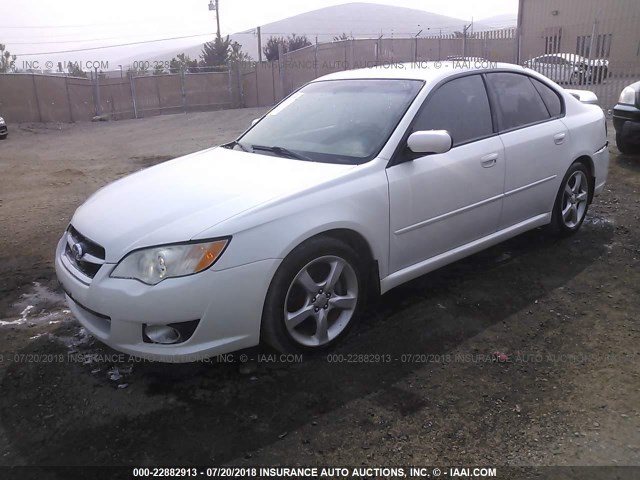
[486,72,551,131]
[531,78,563,117]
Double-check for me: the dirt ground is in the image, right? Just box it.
[0,109,639,473]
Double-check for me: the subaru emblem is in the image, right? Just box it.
[72,243,84,261]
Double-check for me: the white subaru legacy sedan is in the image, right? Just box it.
[55,62,609,362]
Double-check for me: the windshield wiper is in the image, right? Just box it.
[221,140,250,152]
[251,145,313,161]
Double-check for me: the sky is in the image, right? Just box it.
[0,0,518,68]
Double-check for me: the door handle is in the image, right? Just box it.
[554,132,566,145]
[480,153,498,168]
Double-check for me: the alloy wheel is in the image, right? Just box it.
[283,255,358,347]
[561,170,589,228]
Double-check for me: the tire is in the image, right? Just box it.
[0,134,7,140]
[261,236,368,354]
[616,133,640,155]
[548,162,592,236]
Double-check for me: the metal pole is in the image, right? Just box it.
[130,72,138,119]
[277,42,284,99]
[586,20,597,87]
[516,0,524,64]
[438,29,442,61]
[257,26,262,63]
[32,74,43,123]
[180,67,187,113]
[215,0,221,38]
[94,67,102,116]
[314,37,319,77]
[64,75,74,123]
[255,65,259,107]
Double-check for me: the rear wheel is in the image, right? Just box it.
[549,162,591,236]
[261,237,367,353]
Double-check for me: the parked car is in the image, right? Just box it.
[613,80,640,154]
[55,62,609,362]
[524,54,608,85]
[0,115,7,139]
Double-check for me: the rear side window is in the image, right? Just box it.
[531,78,563,117]
[486,72,551,131]
[412,74,493,147]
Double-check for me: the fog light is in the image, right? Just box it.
[144,325,181,344]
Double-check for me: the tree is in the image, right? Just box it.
[263,36,287,61]
[287,34,311,52]
[66,60,87,78]
[0,43,17,73]
[127,64,149,77]
[153,64,165,75]
[169,53,198,73]
[200,34,231,70]
[333,33,349,41]
[228,41,252,65]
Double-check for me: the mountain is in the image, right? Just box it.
[117,2,497,65]
[476,14,518,29]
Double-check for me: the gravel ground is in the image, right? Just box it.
[0,109,638,473]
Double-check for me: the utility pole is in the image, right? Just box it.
[257,26,262,63]
[209,0,220,37]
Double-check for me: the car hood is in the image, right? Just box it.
[71,147,355,262]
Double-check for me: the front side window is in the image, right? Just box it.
[237,79,423,164]
[486,72,551,132]
[411,74,494,147]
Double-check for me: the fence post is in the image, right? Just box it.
[236,62,244,107]
[180,68,187,113]
[271,62,276,104]
[129,72,138,119]
[255,65,260,107]
[64,75,74,123]
[155,75,162,115]
[350,38,354,70]
[343,41,348,70]
[314,38,319,78]
[31,73,43,123]
[94,67,102,116]
[227,62,235,108]
[278,43,285,99]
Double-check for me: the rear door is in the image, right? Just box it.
[485,72,570,229]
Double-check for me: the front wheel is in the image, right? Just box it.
[548,163,591,236]
[261,237,367,353]
[616,133,640,155]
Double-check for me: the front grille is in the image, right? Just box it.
[64,226,106,279]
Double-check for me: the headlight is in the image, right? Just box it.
[110,238,230,285]
[0,117,5,124]
[619,86,637,106]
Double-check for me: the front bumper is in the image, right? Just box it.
[613,104,640,145]
[55,235,281,362]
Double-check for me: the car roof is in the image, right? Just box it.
[312,61,526,84]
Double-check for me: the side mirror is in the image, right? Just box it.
[251,118,260,126]
[407,130,452,155]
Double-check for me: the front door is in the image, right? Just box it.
[387,74,505,273]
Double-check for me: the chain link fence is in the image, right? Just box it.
[0,67,242,123]
[1,1,639,123]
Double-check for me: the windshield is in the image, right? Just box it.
[236,79,424,164]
